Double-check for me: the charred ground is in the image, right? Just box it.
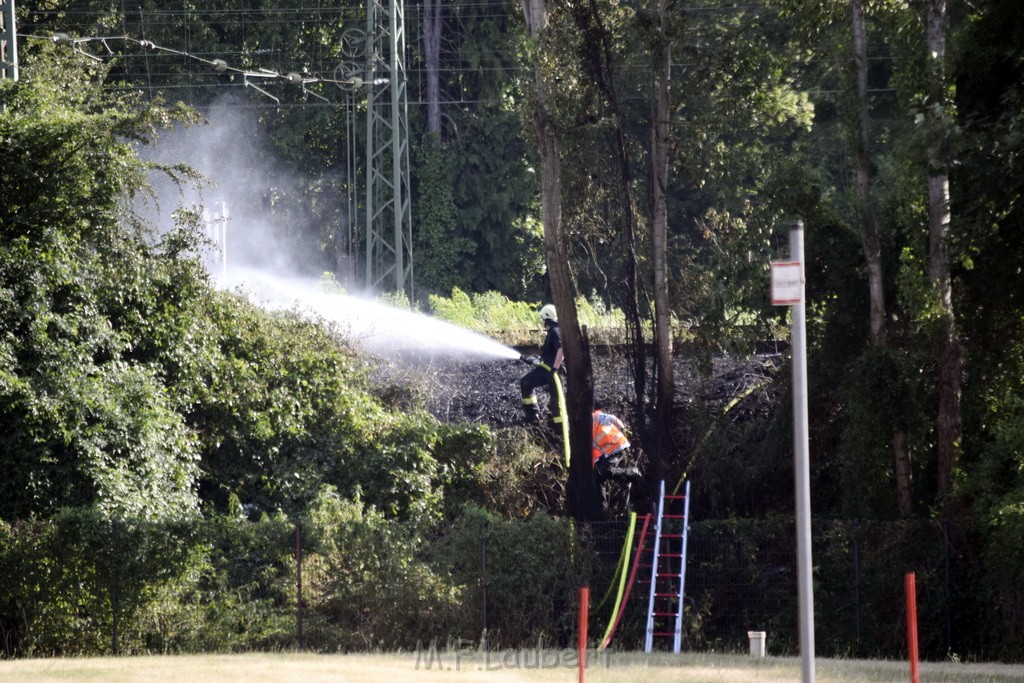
[369,348,786,520]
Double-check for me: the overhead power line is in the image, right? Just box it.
[29,31,383,104]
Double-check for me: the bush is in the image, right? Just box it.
[301,488,462,651]
[431,506,589,648]
[0,509,204,656]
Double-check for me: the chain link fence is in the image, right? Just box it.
[0,510,998,660]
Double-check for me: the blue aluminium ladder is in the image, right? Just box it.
[643,479,692,653]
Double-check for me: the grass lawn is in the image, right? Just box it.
[2,651,1024,683]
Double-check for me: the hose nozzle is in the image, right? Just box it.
[519,354,541,366]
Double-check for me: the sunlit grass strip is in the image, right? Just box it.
[428,289,626,346]
[4,651,1024,682]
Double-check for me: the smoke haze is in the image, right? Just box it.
[139,101,519,362]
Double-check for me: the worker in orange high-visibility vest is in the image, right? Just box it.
[592,406,631,474]
[592,403,643,513]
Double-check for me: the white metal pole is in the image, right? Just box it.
[1,0,19,82]
[790,219,816,682]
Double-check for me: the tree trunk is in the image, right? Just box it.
[423,0,442,135]
[852,0,885,350]
[571,0,654,483]
[852,0,913,516]
[650,0,673,485]
[521,0,602,522]
[923,0,962,505]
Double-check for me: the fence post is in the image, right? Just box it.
[295,523,303,651]
[481,534,488,650]
[905,572,919,683]
[941,520,951,653]
[578,586,590,683]
[852,520,861,649]
[111,518,119,656]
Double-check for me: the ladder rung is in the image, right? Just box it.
[660,553,683,558]
[653,632,677,637]
[662,514,684,519]
[654,592,677,597]
[653,612,677,617]
[662,495,686,499]
[661,533,684,539]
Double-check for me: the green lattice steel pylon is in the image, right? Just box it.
[364,0,413,296]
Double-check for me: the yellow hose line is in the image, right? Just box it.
[595,512,633,612]
[598,512,637,648]
[552,372,570,467]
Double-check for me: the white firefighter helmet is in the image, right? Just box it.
[539,304,558,323]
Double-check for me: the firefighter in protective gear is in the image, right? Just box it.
[592,404,643,514]
[592,408,631,475]
[593,405,638,485]
[519,304,564,428]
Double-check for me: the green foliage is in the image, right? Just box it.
[301,488,462,650]
[682,518,958,658]
[969,394,1024,657]
[428,288,538,333]
[0,508,204,656]
[0,50,203,520]
[431,506,588,647]
[0,511,300,655]
[470,429,565,520]
[414,134,474,296]
[181,514,297,652]
[0,47,497,532]
[836,347,926,518]
[447,110,545,298]
[686,372,791,519]
[377,289,412,311]
[0,501,592,655]
[427,288,625,345]
[408,1,545,299]
[183,293,371,517]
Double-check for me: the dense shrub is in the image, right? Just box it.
[0,509,203,656]
[300,488,462,651]
[431,506,590,648]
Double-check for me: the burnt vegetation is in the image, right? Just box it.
[369,346,784,521]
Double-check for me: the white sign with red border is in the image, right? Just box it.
[771,261,803,305]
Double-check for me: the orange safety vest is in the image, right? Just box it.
[592,411,630,466]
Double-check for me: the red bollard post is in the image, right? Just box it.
[905,572,919,683]
[578,586,590,683]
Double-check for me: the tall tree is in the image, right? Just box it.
[922,0,962,504]
[520,0,602,521]
[568,0,656,481]
[649,0,673,477]
[851,0,913,516]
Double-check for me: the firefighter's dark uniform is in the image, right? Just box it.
[520,321,563,428]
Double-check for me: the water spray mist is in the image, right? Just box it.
[225,267,521,363]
